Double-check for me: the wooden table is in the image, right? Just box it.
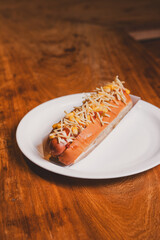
[0,1,160,239]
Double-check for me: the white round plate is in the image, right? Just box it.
[16,94,160,179]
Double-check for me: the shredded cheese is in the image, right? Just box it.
[49,76,130,145]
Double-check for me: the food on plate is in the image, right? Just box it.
[47,76,132,165]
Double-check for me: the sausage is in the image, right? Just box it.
[50,138,66,156]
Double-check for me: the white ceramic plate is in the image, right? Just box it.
[16,94,160,179]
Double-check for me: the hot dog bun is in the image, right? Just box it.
[48,76,133,166]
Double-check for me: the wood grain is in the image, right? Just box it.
[0,0,160,31]
[0,1,160,240]
[141,39,160,64]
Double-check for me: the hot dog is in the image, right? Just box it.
[48,76,133,165]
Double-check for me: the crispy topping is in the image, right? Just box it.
[49,76,130,145]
